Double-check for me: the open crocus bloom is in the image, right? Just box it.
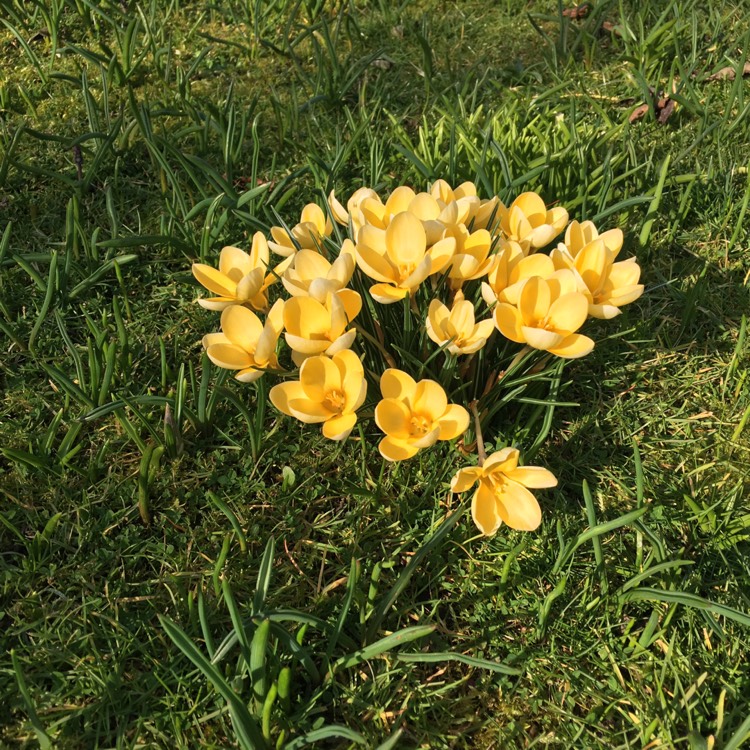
[192,232,274,311]
[355,211,455,303]
[374,369,469,461]
[426,291,495,355]
[283,289,362,365]
[281,241,356,302]
[498,192,568,253]
[556,219,624,259]
[450,447,557,535]
[493,271,595,358]
[482,241,556,307]
[328,187,381,235]
[269,350,367,441]
[444,225,497,287]
[430,179,502,232]
[269,203,333,257]
[551,238,644,319]
[357,185,416,230]
[202,299,284,382]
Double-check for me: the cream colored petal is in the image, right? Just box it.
[401,254,433,291]
[575,240,609,294]
[483,448,519,473]
[521,326,565,351]
[608,258,642,287]
[370,283,410,304]
[507,466,558,489]
[411,426,440,449]
[496,482,542,531]
[269,381,306,417]
[328,190,349,224]
[192,264,236,297]
[219,246,253,279]
[437,201,459,226]
[300,203,327,235]
[386,211,426,267]
[546,292,589,333]
[493,304,525,343]
[435,404,470,440]
[235,367,264,383]
[360,198,387,228]
[294,249,331,280]
[606,284,644,308]
[518,276,551,325]
[481,282,498,307]
[450,466,483,493]
[380,369,416,402]
[529,224,558,249]
[236,268,265,301]
[269,226,296,255]
[287,397,335,423]
[336,289,362,324]
[198,297,234,311]
[513,191,547,220]
[547,268,580,299]
[202,332,229,349]
[431,179,453,203]
[284,333,330,355]
[283,296,330,337]
[374,398,412,439]
[322,412,357,441]
[304,278,337,302]
[329,252,355,287]
[463,229,491,261]
[471,482,502,536]
[599,228,624,258]
[300,355,341,402]
[546,333,594,359]
[250,232,270,267]
[449,299,476,337]
[220,304,263,351]
[427,236,456,275]
[508,254,555,285]
[413,380,448,422]
[324,329,357,356]
[356,242,396,284]
[408,192,441,221]
[588,303,622,320]
[384,185,416,217]
[546,206,569,232]
[379,436,419,462]
[206,343,253,370]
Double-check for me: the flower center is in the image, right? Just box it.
[409,413,432,436]
[397,263,415,282]
[323,389,345,412]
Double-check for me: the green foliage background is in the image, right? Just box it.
[1,0,749,747]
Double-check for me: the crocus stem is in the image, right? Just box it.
[469,400,486,467]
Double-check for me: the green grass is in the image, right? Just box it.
[1,0,750,747]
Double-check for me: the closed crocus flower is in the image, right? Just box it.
[407,191,469,244]
[481,240,553,307]
[499,191,568,253]
[269,350,367,441]
[281,241,356,302]
[192,233,274,312]
[202,299,284,382]
[269,203,333,257]
[430,179,502,233]
[374,369,469,461]
[493,271,594,358]
[557,219,623,259]
[450,447,557,535]
[551,239,644,319]
[358,185,415,230]
[426,291,495,355]
[283,290,362,365]
[355,212,455,304]
[328,187,381,234]
[445,225,497,287]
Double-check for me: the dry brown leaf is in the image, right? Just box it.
[562,3,591,19]
[600,20,621,36]
[629,104,650,123]
[657,97,677,124]
[706,61,750,82]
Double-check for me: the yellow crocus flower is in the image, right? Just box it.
[444,225,497,287]
[268,203,333,257]
[269,349,367,441]
[430,179,502,232]
[355,211,455,303]
[557,219,623,259]
[551,238,644,319]
[499,191,568,253]
[192,232,274,312]
[374,369,469,461]
[328,187,381,234]
[283,290,362,365]
[451,447,557,535]
[281,241,356,302]
[426,291,495,355]
[202,299,284,382]
[493,272,594,358]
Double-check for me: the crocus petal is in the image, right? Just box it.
[220,305,264,351]
[496,482,542,531]
[483,448,519,473]
[547,333,595,359]
[435,404,470,440]
[322,412,357,441]
[206,343,253,370]
[494,304,525,343]
[472,482,502,536]
[408,192,441,221]
[374,398,412,439]
[521,326,565,351]
[426,236,456,275]
[235,367,264,383]
[198,297,235,311]
[379,436,419,462]
[328,190,348,224]
[236,268,265,301]
[386,211,426,268]
[369,283,409,304]
[284,333,331,355]
[325,329,357,356]
[336,289,362,324]
[529,224,558,249]
[546,292,589,333]
[518,276,551,325]
[300,355,341,402]
[450,467,483,493]
[219,246,253,279]
[507,466,558,489]
[384,185,416,217]
[202,332,229,348]
[284,296,330,338]
[380,369,416,402]
[413,380,448,422]
[192,264,236,297]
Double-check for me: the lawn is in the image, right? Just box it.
[1,0,749,748]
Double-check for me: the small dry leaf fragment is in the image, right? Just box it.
[629,104,650,123]
[600,20,622,36]
[657,97,677,124]
[706,61,750,82]
[562,3,591,19]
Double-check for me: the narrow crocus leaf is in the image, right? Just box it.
[397,651,522,675]
[332,625,436,672]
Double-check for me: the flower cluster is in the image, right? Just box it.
[192,181,643,535]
